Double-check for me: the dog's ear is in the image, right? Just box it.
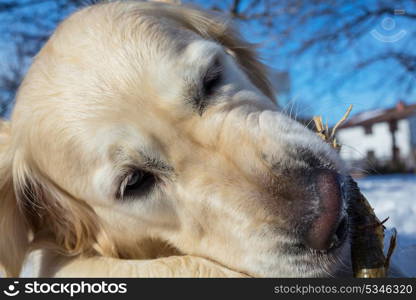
[1,120,115,277]
[0,120,30,277]
[25,177,116,261]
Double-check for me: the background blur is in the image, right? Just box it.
[1,0,415,274]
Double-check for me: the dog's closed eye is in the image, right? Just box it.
[193,57,223,115]
[201,58,222,98]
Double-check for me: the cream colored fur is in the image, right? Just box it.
[1,0,349,278]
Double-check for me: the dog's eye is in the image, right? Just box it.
[119,169,156,199]
[202,61,222,98]
[195,59,223,115]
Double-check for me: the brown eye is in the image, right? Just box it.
[120,169,156,199]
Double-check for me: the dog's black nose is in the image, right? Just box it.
[304,169,346,251]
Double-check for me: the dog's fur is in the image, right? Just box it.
[0,1,351,277]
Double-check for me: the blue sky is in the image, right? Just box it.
[1,0,415,124]
[282,24,415,124]
[220,0,416,124]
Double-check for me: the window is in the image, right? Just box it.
[367,150,376,161]
[364,125,373,135]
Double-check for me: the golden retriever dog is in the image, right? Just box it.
[0,0,351,277]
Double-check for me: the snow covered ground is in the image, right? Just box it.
[358,174,416,277]
[358,174,416,245]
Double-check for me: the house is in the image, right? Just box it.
[336,101,416,173]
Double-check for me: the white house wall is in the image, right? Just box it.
[396,120,412,158]
[337,120,411,161]
[409,116,416,147]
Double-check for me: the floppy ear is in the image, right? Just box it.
[1,119,115,277]
[0,120,30,277]
[25,177,117,261]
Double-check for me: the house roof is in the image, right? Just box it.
[339,101,416,129]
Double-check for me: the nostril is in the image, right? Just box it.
[304,169,344,251]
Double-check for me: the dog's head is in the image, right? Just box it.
[0,1,351,277]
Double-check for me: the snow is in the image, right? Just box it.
[358,174,416,277]
[358,174,416,244]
